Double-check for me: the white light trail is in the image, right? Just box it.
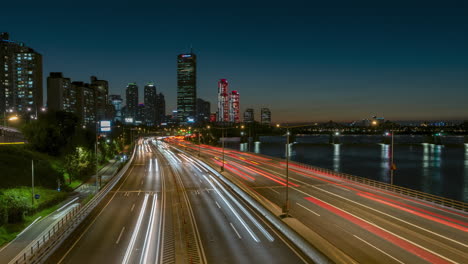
[122,194,149,264]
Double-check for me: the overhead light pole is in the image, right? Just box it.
[221,126,225,172]
[283,127,290,218]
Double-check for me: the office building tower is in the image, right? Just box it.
[144,82,157,126]
[90,76,109,121]
[244,108,254,123]
[109,95,123,122]
[217,79,229,122]
[261,108,271,125]
[177,53,197,123]
[125,83,138,122]
[0,32,43,116]
[137,103,145,124]
[229,91,240,123]
[197,98,211,123]
[47,72,76,113]
[73,82,96,127]
[157,93,166,125]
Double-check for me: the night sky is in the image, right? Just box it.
[2,1,467,122]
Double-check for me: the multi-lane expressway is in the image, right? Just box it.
[46,139,308,264]
[171,138,468,264]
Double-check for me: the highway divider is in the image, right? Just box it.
[8,146,136,264]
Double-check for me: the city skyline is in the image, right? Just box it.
[1,2,467,122]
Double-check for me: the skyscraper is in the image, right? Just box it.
[47,72,76,113]
[261,108,271,125]
[73,82,96,127]
[244,108,254,123]
[197,98,211,123]
[229,91,240,123]
[144,82,157,126]
[217,79,229,122]
[125,83,138,123]
[157,93,166,124]
[90,76,109,121]
[177,53,197,123]
[0,32,43,117]
[109,95,123,122]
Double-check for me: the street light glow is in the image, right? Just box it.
[8,116,19,121]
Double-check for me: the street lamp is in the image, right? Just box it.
[283,127,291,218]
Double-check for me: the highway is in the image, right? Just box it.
[46,139,307,264]
[172,138,468,264]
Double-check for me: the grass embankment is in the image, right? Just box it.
[0,145,71,247]
[0,187,67,246]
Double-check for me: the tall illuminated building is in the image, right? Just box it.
[109,95,123,122]
[261,108,271,125]
[90,76,109,121]
[144,82,157,126]
[0,32,43,117]
[243,108,254,123]
[125,83,138,123]
[47,72,75,113]
[177,52,197,123]
[229,91,240,123]
[217,79,229,122]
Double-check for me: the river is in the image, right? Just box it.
[223,139,468,202]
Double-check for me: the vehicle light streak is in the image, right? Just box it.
[212,159,256,181]
[210,175,275,242]
[285,162,468,218]
[122,194,149,264]
[305,196,454,264]
[141,195,157,264]
[203,175,260,242]
[357,193,468,232]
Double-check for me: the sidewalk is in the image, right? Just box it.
[0,159,121,263]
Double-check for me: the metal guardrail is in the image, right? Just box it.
[9,147,136,264]
[286,161,468,212]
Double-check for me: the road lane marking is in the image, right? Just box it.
[230,222,242,239]
[269,188,280,194]
[296,203,320,216]
[204,175,260,242]
[116,227,126,244]
[131,203,135,212]
[57,166,136,264]
[353,235,405,264]
[294,185,467,249]
[122,194,149,264]
[215,201,221,209]
[211,175,275,242]
[304,195,457,264]
[141,195,157,264]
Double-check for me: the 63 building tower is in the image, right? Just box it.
[177,52,197,124]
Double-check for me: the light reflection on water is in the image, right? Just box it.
[380,144,390,182]
[225,140,467,202]
[333,144,341,172]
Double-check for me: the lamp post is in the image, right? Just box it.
[95,121,99,192]
[221,126,225,172]
[198,129,201,156]
[31,160,35,206]
[283,127,290,217]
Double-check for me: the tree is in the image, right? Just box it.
[22,111,92,156]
